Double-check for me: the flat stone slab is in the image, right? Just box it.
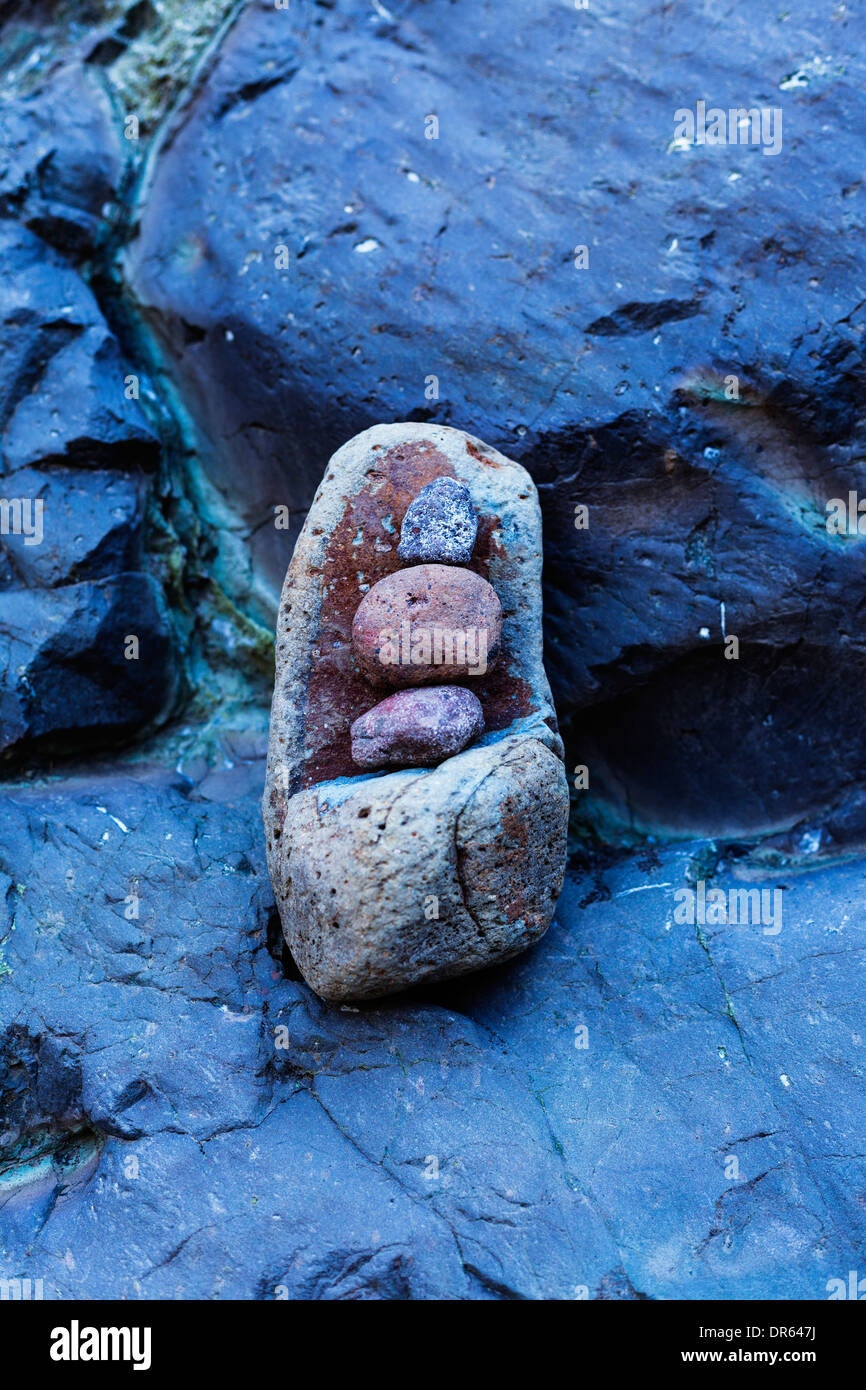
[1,762,863,1299]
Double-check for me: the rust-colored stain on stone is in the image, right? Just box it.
[300,439,535,787]
[465,436,503,468]
[497,795,534,925]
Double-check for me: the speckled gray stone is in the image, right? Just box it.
[351,685,484,769]
[397,475,477,564]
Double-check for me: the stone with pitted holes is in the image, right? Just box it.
[352,563,501,687]
[397,476,477,564]
[263,422,568,1001]
[351,685,484,769]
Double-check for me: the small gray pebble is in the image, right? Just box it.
[397,476,477,564]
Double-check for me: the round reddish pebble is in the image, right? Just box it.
[351,686,485,769]
[351,563,502,686]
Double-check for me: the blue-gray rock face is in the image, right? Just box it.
[0,0,864,1303]
[1,760,863,1299]
[0,62,121,260]
[0,575,177,762]
[124,0,866,835]
[0,221,158,473]
[0,99,176,767]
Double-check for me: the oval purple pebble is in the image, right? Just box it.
[350,686,485,770]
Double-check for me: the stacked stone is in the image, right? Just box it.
[349,476,501,769]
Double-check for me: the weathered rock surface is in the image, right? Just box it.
[264,423,568,1000]
[0,0,863,1304]
[125,0,866,836]
[0,468,144,588]
[352,563,501,687]
[0,62,122,260]
[0,208,175,764]
[0,215,159,481]
[1,757,864,1299]
[0,575,177,763]
[2,324,159,474]
[351,686,484,770]
[398,476,477,565]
